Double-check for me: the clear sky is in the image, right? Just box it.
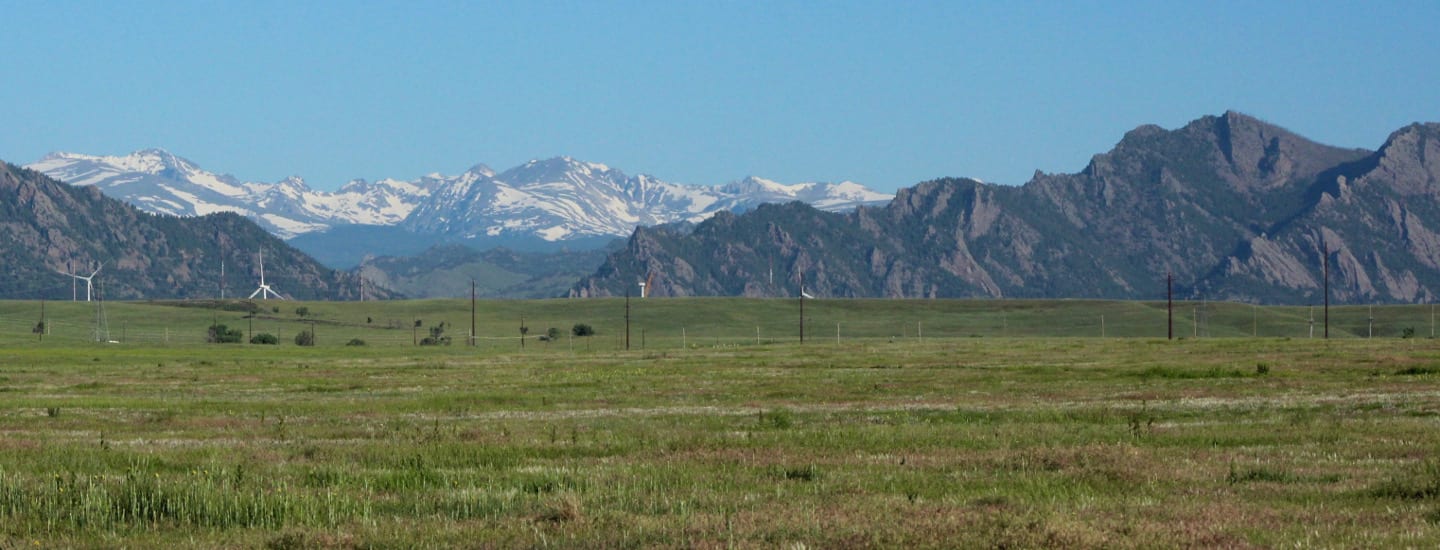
[2,1,1438,192]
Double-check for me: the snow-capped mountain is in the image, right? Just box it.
[28,150,894,243]
[28,150,439,238]
[403,157,893,240]
[720,176,894,211]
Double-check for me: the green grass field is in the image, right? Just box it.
[2,299,1440,547]
[1,297,1433,348]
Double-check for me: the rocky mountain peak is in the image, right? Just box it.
[464,163,497,178]
[1362,122,1440,195]
[575,113,1440,304]
[501,156,621,185]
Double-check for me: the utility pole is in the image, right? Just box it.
[470,280,477,347]
[520,316,526,350]
[1101,315,1106,338]
[1368,304,1374,339]
[38,299,45,342]
[221,260,226,300]
[798,272,805,344]
[1167,272,1173,340]
[1323,243,1330,339]
[1252,304,1257,337]
[624,289,631,351]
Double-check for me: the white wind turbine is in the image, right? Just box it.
[248,250,286,300]
[59,262,103,302]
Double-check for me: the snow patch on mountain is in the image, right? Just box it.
[28,150,440,238]
[29,150,896,243]
[401,157,895,242]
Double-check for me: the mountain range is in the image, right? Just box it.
[0,162,379,301]
[27,152,893,250]
[16,111,1440,305]
[573,112,1440,304]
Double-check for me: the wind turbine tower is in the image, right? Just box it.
[92,277,111,343]
[248,250,286,300]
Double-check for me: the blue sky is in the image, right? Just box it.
[2,1,1437,192]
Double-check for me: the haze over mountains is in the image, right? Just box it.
[575,112,1440,304]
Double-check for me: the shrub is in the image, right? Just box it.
[295,330,315,347]
[295,306,310,317]
[546,327,562,341]
[420,324,451,346]
[208,324,244,344]
[345,338,366,346]
[572,323,595,337]
[250,333,279,345]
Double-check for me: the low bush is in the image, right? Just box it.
[208,324,243,344]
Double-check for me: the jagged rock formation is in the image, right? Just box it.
[575,113,1440,304]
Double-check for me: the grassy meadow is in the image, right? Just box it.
[1,298,1439,547]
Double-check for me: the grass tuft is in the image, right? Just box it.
[536,492,583,524]
[759,408,795,430]
[782,465,819,482]
[1394,366,1440,376]
[1371,461,1440,500]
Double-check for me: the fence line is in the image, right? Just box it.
[1,301,1435,348]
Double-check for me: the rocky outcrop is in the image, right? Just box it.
[574,113,1440,304]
